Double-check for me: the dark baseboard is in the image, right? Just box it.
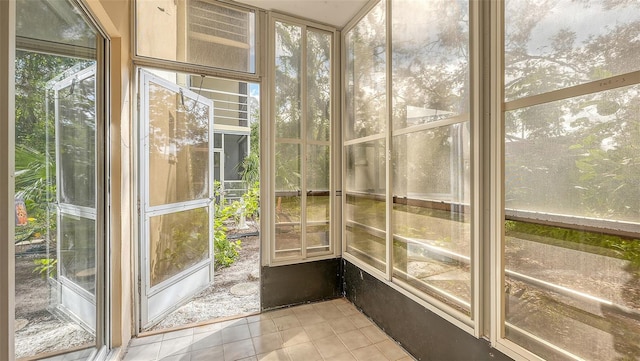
[343,260,513,361]
[261,258,342,310]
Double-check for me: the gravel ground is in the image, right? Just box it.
[148,234,261,331]
[15,253,94,359]
[15,230,261,358]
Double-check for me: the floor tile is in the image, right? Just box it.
[223,339,256,361]
[280,327,310,347]
[323,352,357,361]
[193,322,223,334]
[123,342,162,361]
[359,325,387,344]
[376,339,409,360]
[123,299,415,361]
[163,328,194,341]
[191,330,223,351]
[336,303,359,317]
[283,341,322,361]
[312,304,343,320]
[246,314,271,324]
[303,322,335,340]
[312,335,349,359]
[158,335,193,359]
[158,352,190,361]
[237,356,258,361]
[249,319,278,337]
[271,315,301,331]
[190,345,224,361]
[327,317,356,334]
[252,332,284,354]
[291,303,315,314]
[265,308,294,319]
[256,349,291,361]
[337,329,371,350]
[294,310,324,325]
[351,344,387,361]
[222,324,252,343]
[348,314,372,329]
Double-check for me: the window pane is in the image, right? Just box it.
[504,0,640,101]
[504,84,640,359]
[275,142,301,258]
[307,30,331,142]
[59,214,96,294]
[505,85,639,222]
[149,207,210,287]
[17,0,96,50]
[58,71,96,208]
[136,0,256,73]
[392,123,471,314]
[307,144,330,254]
[391,0,469,130]
[224,134,247,181]
[275,22,302,139]
[345,139,386,272]
[148,80,210,207]
[344,0,387,141]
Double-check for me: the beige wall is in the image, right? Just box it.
[136,0,179,61]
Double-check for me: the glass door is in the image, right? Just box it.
[139,70,214,328]
[52,63,98,333]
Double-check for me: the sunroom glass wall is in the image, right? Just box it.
[503,1,640,359]
[343,0,473,317]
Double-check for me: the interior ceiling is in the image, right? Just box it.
[232,0,369,28]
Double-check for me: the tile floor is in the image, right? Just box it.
[122,298,414,361]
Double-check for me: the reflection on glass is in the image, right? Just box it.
[136,0,256,73]
[307,224,330,254]
[504,84,640,358]
[148,81,210,207]
[505,0,640,101]
[274,21,332,259]
[392,0,469,130]
[58,72,96,208]
[307,29,331,142]
[345,140,386,271]
[392,123,471,315]
[505,85,639,222]
[14,0,100,355]
[344,0,387,141]
[224,134,247,181]
[149,207,210,287]
[275,143,301,257]
[16,0,97,49]
[307,144,330,254]
[59,214,96,294]
[275,21,302,139]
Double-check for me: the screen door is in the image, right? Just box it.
[139,70,215,328]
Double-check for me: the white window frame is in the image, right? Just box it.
[132,0,262,82]
[265,13,340,266]
[490,1,640,360]
[340,0,482,338]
